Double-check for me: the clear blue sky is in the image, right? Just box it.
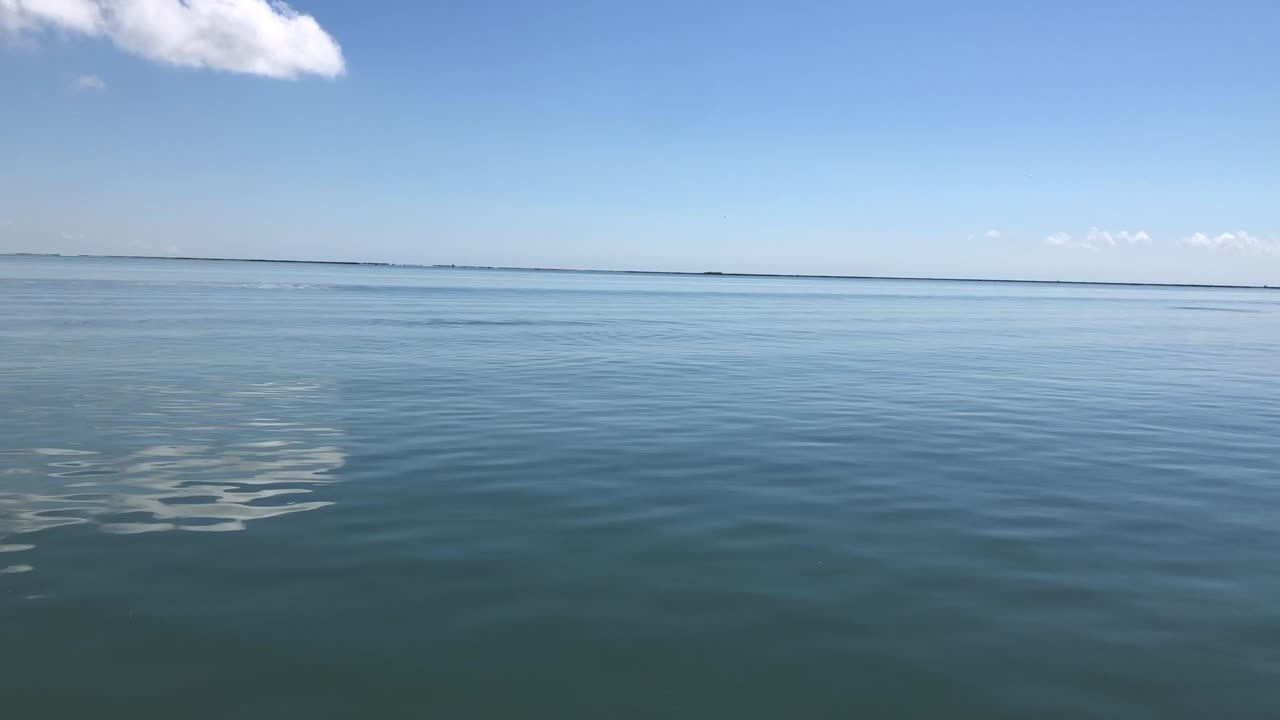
[2,1,1278,284]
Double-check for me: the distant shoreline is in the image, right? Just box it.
[2,252,1274,290]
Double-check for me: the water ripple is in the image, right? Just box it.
[4,259,1280,717]
[0,381,344,571]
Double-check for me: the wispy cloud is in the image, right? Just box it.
[984,229,1003,240]
[1181,231,1279,256]
[72,73,105,91]
[1045,232,1087,249]
[1045,227,1152,250]
[1086,228,1151,247]
[1,0,344,79]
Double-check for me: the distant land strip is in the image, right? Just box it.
[2,253,1275,290]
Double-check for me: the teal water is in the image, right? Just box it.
[2,256,1279,718]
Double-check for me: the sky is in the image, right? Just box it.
[1,0,1277,285]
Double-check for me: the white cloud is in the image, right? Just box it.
[0,0,102,33]
[1045,232,1089,249]
[984,229,1003,240]
[73,72,105,90]
[1086,227,1151,247]
[1181,231,1279,256]
[1046,228,1152,250]
[1,0,344,79]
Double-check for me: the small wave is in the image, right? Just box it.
[369,317,598,328]
[1172,306,1263,313]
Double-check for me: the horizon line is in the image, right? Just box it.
[2,252,1275,291]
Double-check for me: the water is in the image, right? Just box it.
[2,256,1279,718]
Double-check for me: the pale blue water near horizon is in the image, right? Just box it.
[2,255,1279,718]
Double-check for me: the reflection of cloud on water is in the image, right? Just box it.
[0,381,345,571]
[0,440,344,536]
[30,449,101,457]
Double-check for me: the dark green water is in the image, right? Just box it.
[2,256,1279,718]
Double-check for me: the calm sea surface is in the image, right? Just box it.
[2,256,1279,718]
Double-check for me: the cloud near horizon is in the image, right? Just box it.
[1045,228,1151,251]
[0,0,344,79]
[1181,231,1278,256]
